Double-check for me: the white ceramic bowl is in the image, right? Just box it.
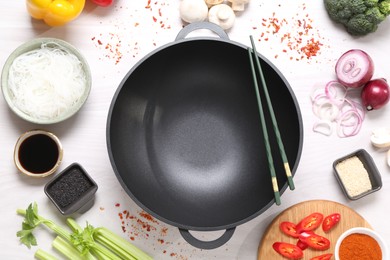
[1,38,91,124]
[335,227,389,260]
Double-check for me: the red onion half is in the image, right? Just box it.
[335,49,374,88]
[361,78,390,111]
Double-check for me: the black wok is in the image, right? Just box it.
[107,22,303,249]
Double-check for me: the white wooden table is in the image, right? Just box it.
[1,1,389,259]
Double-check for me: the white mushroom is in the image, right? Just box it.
[371,127,390,148]
[387,149,390,167]
[208,4,235,30]
[205,0,224,8]
[228,0,250,11]
[180,0,208,24]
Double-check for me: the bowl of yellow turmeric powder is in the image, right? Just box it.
[335,227,388,260]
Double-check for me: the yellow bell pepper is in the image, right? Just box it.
[26,0,85,26]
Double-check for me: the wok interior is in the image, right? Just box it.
[108,40,302,229]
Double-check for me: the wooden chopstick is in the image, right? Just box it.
[249,35,295,191]
[248,47,281,206]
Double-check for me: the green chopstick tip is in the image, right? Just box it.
[274,192,281,206]
[288,177,295,190]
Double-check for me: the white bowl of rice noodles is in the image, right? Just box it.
[1,38,91,124]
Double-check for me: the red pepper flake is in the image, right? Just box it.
[145,0,171,32]
[139,211,158,222]
[252,3,327,62]
[145,0,151,8]
[114,205,192,259]
[91,33,123,64]
[116,208,161,240]
[160,227,168,236]
[300,38,323,59]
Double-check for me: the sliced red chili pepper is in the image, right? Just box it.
[310,253,333,260]
[280,221,300,238]
[296,212,324,233]
[299,232,330,251]
[273,242,303,259]
[322,213,341,232]
[296,240,308,250]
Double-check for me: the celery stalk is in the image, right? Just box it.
[17,208,72,242]
[94,227,153,260]
[53,236,89,260]
[66,218,83,232]
[17,203,95,260]
[66,219,113,260]
[67,218,152,260]
[34,249,58,260]
[18,203,152,260]
[93,234,136,260]
[66,220,123,260]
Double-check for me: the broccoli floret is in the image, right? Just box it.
[347,14,378,35]
[324,0,390,35]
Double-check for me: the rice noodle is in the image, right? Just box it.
[7,42,87,120]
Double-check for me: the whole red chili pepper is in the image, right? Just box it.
[91,0,113,7]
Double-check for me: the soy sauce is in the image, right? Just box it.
[18,134,59,173]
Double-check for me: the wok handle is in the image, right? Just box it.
[175,21,229,41]
[179,227,235,250]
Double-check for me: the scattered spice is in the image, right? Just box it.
[90,1,175,65]
[115,206,183,257]
[145,0,172,30]
[335,156,372,198]
[113,203,224,259]
[92,33,123,65]
[339,233,382,260]
[253,3,326,62]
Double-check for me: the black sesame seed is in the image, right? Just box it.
[47,167,93,209]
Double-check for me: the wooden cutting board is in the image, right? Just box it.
[258,200,371,260]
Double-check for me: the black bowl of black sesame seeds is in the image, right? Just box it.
[44,163,98,215]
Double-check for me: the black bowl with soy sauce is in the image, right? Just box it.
[14,129,63,178]
[45,163,98,215]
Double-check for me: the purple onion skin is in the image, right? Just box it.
[361,78,390,111]
[335,49,374,88]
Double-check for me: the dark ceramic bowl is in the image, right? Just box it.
[333,149,382,200]
[44,163,98,215]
